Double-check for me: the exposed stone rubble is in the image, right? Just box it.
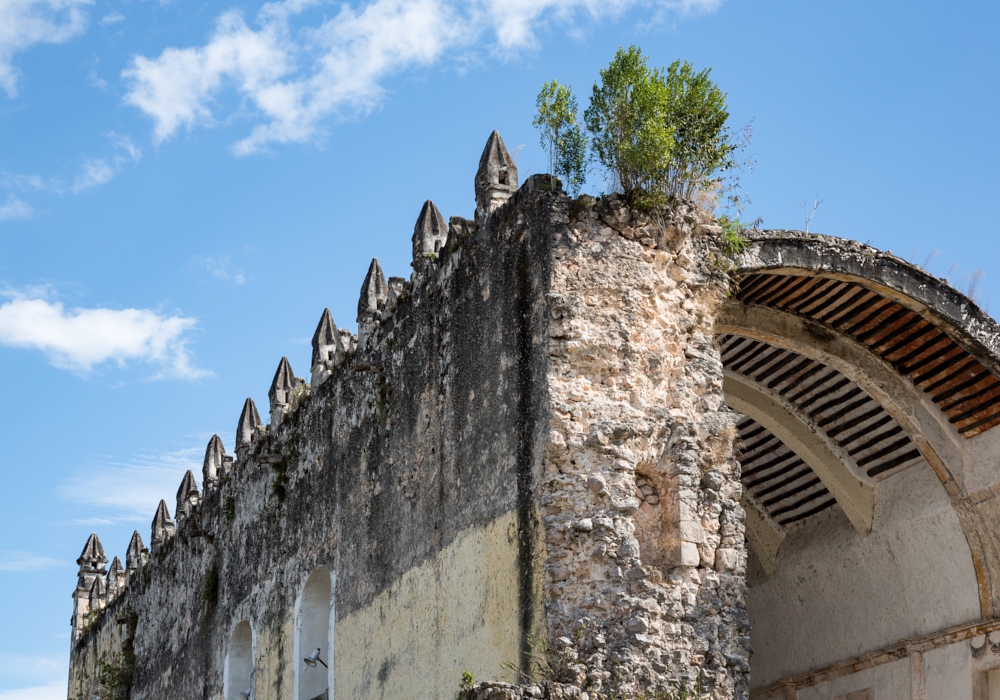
[531,191,749,698]
[66,130,751,700]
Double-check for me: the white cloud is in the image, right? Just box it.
[0,288,210,379]
[59,446,202,519]
[0,193,32,221]
[123,0,723,154]
[0,551,62,572]
[193,254,247,284]
[70,158,115,192]
[99,10,122,25]
[69,133,142,192]
[0,0,92,97]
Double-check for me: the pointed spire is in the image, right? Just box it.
[236,398,262,457]
[77,533,108,572]
[268,357,303,424]
[88,574,106,611]
[357,258,388,321]
[125,530,146,573]
[151,500,176,550]
[311,309,338,370]
[107,556,125,599]
[175,470,200,521]
[411,200,448,270]
[475,131,518,224]
[202,434,231,491]
[357,258,388,354]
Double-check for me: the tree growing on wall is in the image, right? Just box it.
[661,59,735,201]
[533,80,588,195]
[583,46,674,207]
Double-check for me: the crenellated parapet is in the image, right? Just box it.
[68,128,758,700]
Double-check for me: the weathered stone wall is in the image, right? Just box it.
[530,195,749,698]
[68,175,557,700]
[68,165,751,700]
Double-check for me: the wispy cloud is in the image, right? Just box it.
[192,254,247,284]
[0,551,62,572]
[0,0,93,97]
[0,654,65,700]
[59,446,202,520]
[122,0,723,154]
[2,133,142,202]
[0,681,66,700]
[0,287,210,379]
[99,11,123,25]
[71,133,142,192]
[0,193,32,222]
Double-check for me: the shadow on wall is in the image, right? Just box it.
[296,567,335,700]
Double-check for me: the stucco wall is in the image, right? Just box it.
[748,459,980,688]
[68,175,556,700]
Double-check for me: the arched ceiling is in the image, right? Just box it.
[721,234,1000,607]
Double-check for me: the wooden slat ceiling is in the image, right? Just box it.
[734,274,1000,437]
[723,334,925,525]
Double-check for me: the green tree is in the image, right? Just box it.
[662,59,734,200]
[583,46,674,206]
[533,80,588,195]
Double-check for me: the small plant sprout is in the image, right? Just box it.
[799,195,823,233]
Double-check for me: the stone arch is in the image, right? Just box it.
[224,621,254,700]
[719,233,1000,696]
[295,566,334,700]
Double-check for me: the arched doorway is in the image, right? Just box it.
[224,621,254,700]
[722,235,1000,698]
[295,566,334,700]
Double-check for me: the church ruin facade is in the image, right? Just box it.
[66,132,1000,700]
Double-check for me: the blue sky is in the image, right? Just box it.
[0,0,998,696]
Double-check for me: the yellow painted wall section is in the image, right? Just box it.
[335,510,523,700]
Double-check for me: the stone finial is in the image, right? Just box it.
[357,258,388,354]
[311,309,338,371]
[125,530,146,573]
[175,470,200,522]
[236,398,262,459]
[357,258,388,320]
[268,357,303,425]
[88,575,107,612]
[107,556,125,599]
[151,500,176,550]
[77,533,108,573]
[474,130,518,224]
[202,434,232,492]
[411,200,448,270]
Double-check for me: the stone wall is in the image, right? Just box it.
[67,141,751,700]
[531,193,749,698]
